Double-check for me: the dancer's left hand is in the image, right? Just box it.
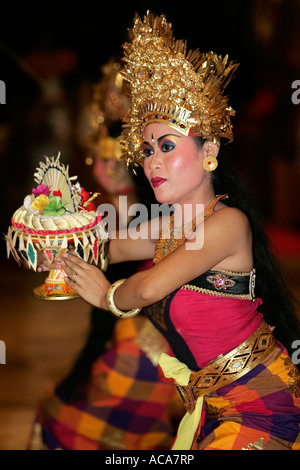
[55,252,111,309]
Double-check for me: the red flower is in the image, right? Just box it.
[53,190,62,198]
[80,188,90,202]
[80,187,97,212]
[84,201,97,212]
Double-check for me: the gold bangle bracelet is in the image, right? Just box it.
[106,279,141,318]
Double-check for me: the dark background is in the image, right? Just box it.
[1,1,300,452]
[1,0,300,259]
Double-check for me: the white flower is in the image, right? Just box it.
[74,182,81,192]
[24,194,39,215]
[72,182,82,206]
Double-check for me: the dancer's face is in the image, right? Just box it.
[143,123,206,206]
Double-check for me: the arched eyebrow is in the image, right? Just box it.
[143,133,183,147]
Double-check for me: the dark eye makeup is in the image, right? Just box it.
[142,144,153,158]
[143,134,180,157]
[160,140,176,152]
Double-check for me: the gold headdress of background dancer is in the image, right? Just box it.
[120,11,239,168]
[87,58,130,163]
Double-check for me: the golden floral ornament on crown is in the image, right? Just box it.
[120,11,239,166]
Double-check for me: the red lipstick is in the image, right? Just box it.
[151,177,167,188]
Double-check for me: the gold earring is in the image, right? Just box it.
[203,147,218,171]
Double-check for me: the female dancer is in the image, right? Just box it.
[42,12,300,450]
[30,58,183,450]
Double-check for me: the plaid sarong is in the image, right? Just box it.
[196,344,300,450]
[30,317,183,450]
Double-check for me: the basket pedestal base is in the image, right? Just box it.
[33,268,80,301]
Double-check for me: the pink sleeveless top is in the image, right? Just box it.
[144,195,263,370]
[169,289,263,368]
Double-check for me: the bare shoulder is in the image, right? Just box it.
[197,205,252,255]
[207,205,251,235]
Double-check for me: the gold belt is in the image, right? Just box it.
[176,320,276,414]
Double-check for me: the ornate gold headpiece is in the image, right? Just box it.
[87,59,129,162]
[120,11,239,166]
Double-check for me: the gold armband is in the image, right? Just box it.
[107,279,141,318]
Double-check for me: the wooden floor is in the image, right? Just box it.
[0,253,300,450]
[0,256,92,450]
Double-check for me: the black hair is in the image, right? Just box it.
[193,136,300,360]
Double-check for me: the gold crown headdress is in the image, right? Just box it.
[87,59,130,161]
[120,11,239,166]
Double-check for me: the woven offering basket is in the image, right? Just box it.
[5,154,108,300]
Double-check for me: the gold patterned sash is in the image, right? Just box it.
[175,320,276,414]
